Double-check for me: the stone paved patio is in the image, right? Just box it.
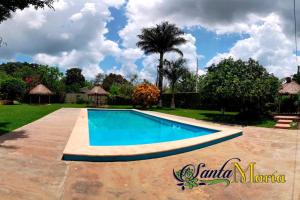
[0,108,299,200]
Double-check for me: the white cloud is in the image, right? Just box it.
[1,0,299,81]
[0,0,125,79]
[69,13,82,21]
[206,14,299,78]
[12,7,46,29]
[105,48,143,78]
[81,3,97,15]
[119,0,299,81]
[117,1,207,81]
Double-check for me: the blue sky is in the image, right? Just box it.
[100,6,249,72]
[0,0,298,80]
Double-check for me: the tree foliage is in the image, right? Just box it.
[65,68,85,92]
[292,73,300,84]
[200,57,279,115]
[163,58,187,108]
[175,69,197,92]
[102,73,128,91]
[0,62,65,101]
[137,21,187,106]
[132,83,160,108]
[0,78,26,100]
[0,0,54,23]
[94,73,105,85]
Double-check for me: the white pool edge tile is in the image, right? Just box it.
[63,108,242,157]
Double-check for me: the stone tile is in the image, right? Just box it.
[0,108,298,200]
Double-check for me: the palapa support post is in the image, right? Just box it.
[86,85,109,108]
[97,95,99,107]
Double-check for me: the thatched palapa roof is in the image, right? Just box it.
[87,86,108,96]
[279,80,300,95]
[29,84,53,95]
[79,87,90,93]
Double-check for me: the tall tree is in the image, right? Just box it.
[65,68,85,92]
[163,58,187,109]
[102,73,128,91]
[0,0,54,23]
[65,68,85,85]
[176,68,197,92]
[137,21,187,106]
[94,73,105,85]
[200,57,279,115]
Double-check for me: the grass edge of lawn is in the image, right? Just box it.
[0,104,275,135]
[108,105,276,128]
[0,103,87,134]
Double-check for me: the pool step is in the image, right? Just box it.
[274,123,291,129]
[274,115,300,120]
[277,119,293,124]
[273,115,299,129]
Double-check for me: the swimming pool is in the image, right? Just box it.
[63,109,242,161]
[88,110,217,146]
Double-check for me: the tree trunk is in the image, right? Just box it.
[171,85,175,109]
[158,52,164,107]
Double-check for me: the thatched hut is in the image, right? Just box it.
[86,85,109,106]
[279,80,300,95]
[278,78,300,112]
[29,84,53,104]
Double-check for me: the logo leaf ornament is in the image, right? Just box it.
[174,167,205,190]
[199,179,230,186]
[173,164,231,190]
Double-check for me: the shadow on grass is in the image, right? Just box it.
[199,113,239,125]
[200,113,274,127]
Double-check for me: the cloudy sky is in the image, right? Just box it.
[0,0,299,81]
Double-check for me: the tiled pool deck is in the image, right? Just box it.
[0,108,299,200]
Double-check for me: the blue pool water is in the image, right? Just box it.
[88,110,218,146]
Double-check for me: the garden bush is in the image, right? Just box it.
[132,83,160,108]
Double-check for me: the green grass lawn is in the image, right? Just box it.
[0,104,86,134]
[0,104,275,135]
[150,108,275,128]
[108,105,275,128]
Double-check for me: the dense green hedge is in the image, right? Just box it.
[162,92,242,111]
[108,96,132,105]
[162,93,201,108]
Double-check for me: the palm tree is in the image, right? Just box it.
[163,58,187,109]
[137,21,187,107]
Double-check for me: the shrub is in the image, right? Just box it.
[109,83,121,96]
[132,83,160,108]
[0,78,26,101]
[109,83,134,99]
